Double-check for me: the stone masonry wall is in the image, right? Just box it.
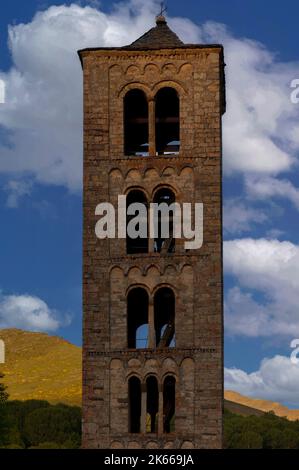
[82,46,224,449]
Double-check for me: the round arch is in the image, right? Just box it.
[152,184,178,200]
[126,283,151,298]
[118,82,152,100]
[152,80,187,97]
[125,186,150,200]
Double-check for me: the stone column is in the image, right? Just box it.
[141,383,147,434]
[148,99,156,157]
[148,205,155,253]
[148,298,156,349]
[158,384,163,435]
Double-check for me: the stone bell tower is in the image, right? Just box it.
[78,14,225,449]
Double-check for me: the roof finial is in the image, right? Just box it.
[156,2,167,25]
[160,1,167,16]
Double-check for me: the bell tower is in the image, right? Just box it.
[79,14,225,449]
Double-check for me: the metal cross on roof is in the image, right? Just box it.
[159,1,168,16]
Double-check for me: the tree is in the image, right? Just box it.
[0,372,9,446]
[0,372,8,404]
[224,407,299,449]
[23,404,81,448]
[232,429,263,449]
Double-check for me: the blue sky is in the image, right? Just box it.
[1,0,299,406]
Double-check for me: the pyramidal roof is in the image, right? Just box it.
[127,15,184,50]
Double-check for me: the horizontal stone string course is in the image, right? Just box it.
[86,348,218,357]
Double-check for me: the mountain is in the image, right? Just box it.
[0,328,298,420]
[224,396,265,418]
[0,328,81,405]
[225,390,299,421]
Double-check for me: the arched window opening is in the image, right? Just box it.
[154,287,175,348]
[126,190,148,254]
[155,87,180,155]
[127,288,149,349]
[124,89,149,156]
[153,188,175,253]
[146,376,159,433]
[163,376,175,433]
[128,376,141,433]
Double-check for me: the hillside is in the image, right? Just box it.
[0,328,81,405]
[225,390,299,421]
[224,398,265,418]
[0,328,298,420]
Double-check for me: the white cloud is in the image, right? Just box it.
[0,292,69,332]
[266,228,285,239]
[199,22,299,175]
[224,238,299,337]
[225,355,299,407]
[0,1,175,190]
[223,198,267,235]
[0,1,298,192]
[246,175,299,210]
[4,179,32,208]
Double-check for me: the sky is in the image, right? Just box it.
[0,0,299,407]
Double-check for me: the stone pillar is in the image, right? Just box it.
[158,384,163,436]
[148,298,156,349]
[141,383,147,434]
[149,236,155,254]
[148,99,156,157]
[148,205,155,253]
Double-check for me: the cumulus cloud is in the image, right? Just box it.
[223,198,267,235]
[4,179,33,208]
[225,355,299,407]
[246,175,299,210]
[266,228,285,239]
[224,238,299,337]
[200,22,299,176]
[0,292,69,331]
[0,1,179,190]
[0,1,298,193]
